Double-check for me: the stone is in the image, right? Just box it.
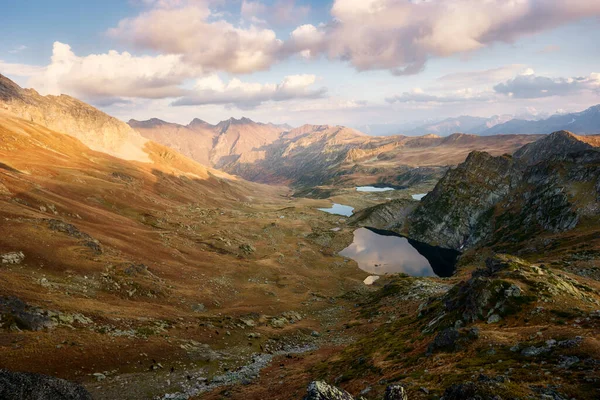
[428,327,460,353]
[92,372,106,382]
[282,311,302,323]
[240,318,255,327]
[384,384,408,400]
[0,369,92,399]
[1,251,24,265]
[270,317,287,329]
[363,276,380,285]
[487,314,501,324]
[303,381,354,400]
[191,304,206,313]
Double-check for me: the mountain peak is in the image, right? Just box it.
[188,118,212,127]
[128,118,170,128]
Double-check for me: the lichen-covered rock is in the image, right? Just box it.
[408,151,523,250]
[1,251,24,264]
[383,384,408,400]
[304,381,354,400]
[0,369,92,399]
[513,130,596,166]
[349,199,416,232]
[441,375,506,400]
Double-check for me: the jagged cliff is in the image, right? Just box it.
[352,131,600,252]
[0,74,149,162]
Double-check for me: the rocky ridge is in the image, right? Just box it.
[0,74,149,162]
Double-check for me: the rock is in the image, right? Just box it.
[428,327,460,353]
[303,381,354,400]
[311,331,321,337]
[384,384,408,400]
[521,346,549,357]
[0,369,92,399]
[191,304,206,313]
[0,296,55,331]
[442,375,506,400]
[239,244,256,254]
[270,317,287,329]
[282,311,303,323]
[1,251,24,264]
[247,333,261,339]
[363,276,380,285]
[487,314,501,324]
[240,318,255,327]
[92,372,106,382]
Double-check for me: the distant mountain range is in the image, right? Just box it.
[361,105,600,137]
[481,105,600,135]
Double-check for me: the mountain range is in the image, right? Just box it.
[1,72,600,400]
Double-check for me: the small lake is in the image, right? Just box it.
[340,228,459,277]
[318,203,354,217]
[412,193,427,201]
[356,186,395,192]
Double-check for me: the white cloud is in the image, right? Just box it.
[8,45,28,54]
[172,74,326,109]
[494,73,600,99]
[386,88,494,104]
[0,60,45,77]
[290,0,600,75]
[436,65,529,89]
[108,0,283,74]
[241,0,310,26]
[22,42,199,104]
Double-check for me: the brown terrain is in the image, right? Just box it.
[1,73,599,400]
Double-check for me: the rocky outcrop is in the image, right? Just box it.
[303,381,407,400]
[1,251,24,264]
[0,369,92,400]
[403,133,600,251]
[304,381,354,400]
[0,74,148,162]
[407,151,523,249]
[349,199,417,232]
[513,130,597,165]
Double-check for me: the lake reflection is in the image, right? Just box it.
[356,186,395,192]
[340,228,459,277]
[318,203,354,217]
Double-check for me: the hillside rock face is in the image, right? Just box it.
[356,131,599,251]
[0,369,92,399]
[407,151,523,249]
[349,199,417,231]
[0,74,149,162]
[410,135,600,250]
[513,130,595,165]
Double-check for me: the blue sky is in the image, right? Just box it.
[1,0,599,129]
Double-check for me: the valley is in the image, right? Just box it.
[0,73,599,400]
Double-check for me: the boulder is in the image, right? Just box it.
[1,251,24,264]
[0,369,92,400]
[303,381,354,400]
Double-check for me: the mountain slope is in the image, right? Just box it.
[129,117,287,168]
[482,105,600,135]
[129,118,217,166]
[0,74,149,162]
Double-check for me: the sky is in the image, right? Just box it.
[1,0,600,129]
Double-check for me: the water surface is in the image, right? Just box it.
[412,193,427,201]
[318,203,354,217]
[340,228,459,277]
[356,186,395,192]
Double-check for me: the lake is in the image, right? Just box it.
[339,227,459,277]
[412,193,427,200]
[356,186,395,192]
[318,203,354,217]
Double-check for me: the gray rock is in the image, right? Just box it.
[304,381,354,400]
[487,314,501,324]
[1,251,24,264]
[384,384,408,400]
[0,369,92,399]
